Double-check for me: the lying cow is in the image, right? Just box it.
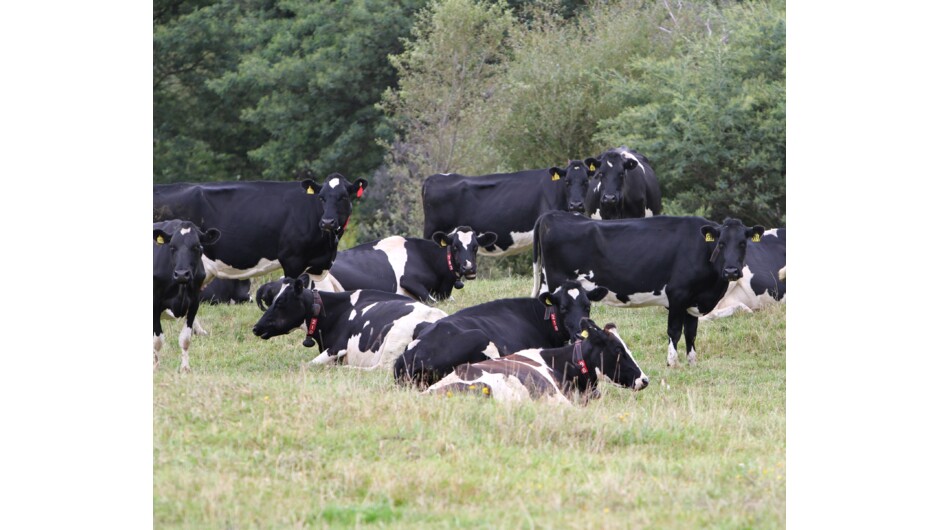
[199,279,251,305]
[702,227,786,320]
[153,220,221,372]
[533,211,763,367]
[316,227,498,302]
[251,278,447,369]
[422,160,596,257]
[426,320,649,404]
[393,280,608,386]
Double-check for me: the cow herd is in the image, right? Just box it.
[153,145,785,405]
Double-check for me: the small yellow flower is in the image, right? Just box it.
[446,391,453,398]
[264,395,269,401]
[603,508,610,514]
[482,387,490,395]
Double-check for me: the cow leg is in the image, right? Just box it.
[683,314,700,365]
[193,317,208,336]
[666,309,684,367]
[153,312,164,371]
[400,278,432,303]
[179,304,200,373]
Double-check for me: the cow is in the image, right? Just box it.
[315,227,498,303]
[255,275,313,310]
[153,173,367,283]
[421,160,596,257]
[153,220,221,372]
[702,228,786,320]
[393,280,609,387]
[251,278,447,369]
[532,211,764,367]
[199,279,251,305]
[425,320,649,404]
[584,146,662,220]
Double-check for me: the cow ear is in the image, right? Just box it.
[154,229,171,245]
[549,167,565,181]
[476,232,498,248]
[431,231,452,247]
[292,278,305,295]
[584,158,599,175]
[748,225,765,243]
[701,226,720,243]
[200,228,221,246]
[586,287,608,302]
[298,273,311,288]
[301,179,323,195]
[538,292,554,306]
[347,178,368,199]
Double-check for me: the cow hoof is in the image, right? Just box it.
[667,355,679,367]
[178,365,191,374]
[454,280,464,289]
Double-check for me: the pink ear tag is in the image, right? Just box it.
[356,185,364,198]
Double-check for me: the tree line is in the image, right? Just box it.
[155,0,785,241]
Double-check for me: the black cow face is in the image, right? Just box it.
[701,218,765,281]
[252,278,321,342]
[432,227,498,280]
[301,173,368,233]
[153,223,220,285]
[538,280,609,342]
[593,151,639,210]
[579,320,648,391]
[550,159,598,213]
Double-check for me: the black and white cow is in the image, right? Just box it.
[316,227,498,302]
[255,274,313,310]
[153,220,221,372]
[585,146,662,220]
[199,279,251,305]
[251,278,447,369]
[421,160,595,257]
[533,211,763,367]
[153,173,367,283]
[703,228,786,320]
[393,280,608,386]
[426,320,649,404]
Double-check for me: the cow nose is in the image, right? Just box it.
[602,194,617,203]
[568,201,584,212]
[320,218,337,231]
[635,375,650,391]
[173,270,192,283]
[723,267,742,280]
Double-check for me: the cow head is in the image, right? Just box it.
[701,218,765,281]
[550,159,598,214]
[301,173,368,234]
[538,280,609,342]
[578,320,649,391]
[153,222,220,286]
[256,274,312,310]
[252,277,324,346]
[592,149,641,216]
[432,226,498,281]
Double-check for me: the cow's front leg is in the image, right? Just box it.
[153,312,164,371]
[666,308,684,367]
[683,313,700,365]
[179,304,201,373]
[193,317,208,336]
[400,278,432,303]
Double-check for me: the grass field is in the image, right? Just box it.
[154,275,785,529]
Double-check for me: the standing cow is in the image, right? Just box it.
[316,227,497,302]
[153,173,367,283]
[153,220,221,372]
[585,146,662,220]
[421,160,595,257]
[703,228,786,320]
[252,278,447,370]
[533,211,763,367]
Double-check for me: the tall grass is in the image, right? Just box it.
[154,275,785,528]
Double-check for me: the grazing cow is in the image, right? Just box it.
[153,173,367,283]
[702,228,786,320]
[251,278,447,369]
[153,220,221,372]
[199,279,251,305]
[585,146,662,220]
[317,227,498,302]
[393,280,608,386]
[421,160,596,257]
[426,320,649,404]
[533,211,763,367]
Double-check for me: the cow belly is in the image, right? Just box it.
[203,256,281,280]
[344,305,447,369]
[602,285,670,308]
[480,231,534,257]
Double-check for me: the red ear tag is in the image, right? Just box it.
[356,185,364,198]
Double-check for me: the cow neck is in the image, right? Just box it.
[539,341,597,397]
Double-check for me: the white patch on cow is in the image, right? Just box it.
[606,160,613,168]
[687,346,697,365]
[178,326,193,372]
[153,333,165,369]
[593,285,668,308]
[605,326,646,383]
[314,272,343,293]
[645,208,654,217]
[686,306,704,317]
[374,236,408,295]
[349,291,361,306]
[505,231,534,254]
[778,266,786,281]
[594,182,602,193]
[482,342,499,359]
[202,256,281,281]
[465,260,472,269]
[348,309,357,321]
[567,288,580,302]
[702,266,784,321]
[271,282,289,304]
[406,339,420,350]
[193,318,208,336]
[764,228,779,237]
[346,304,448,370]
[667,340,679,367]
[180,227,191,235]
[589,210,603,220]
[308,351,337,366]
[456,230,474,249]
[360,303,378,316]
[426,360,570,405]
[328,177,340,188]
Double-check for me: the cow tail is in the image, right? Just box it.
[531,215,543,298]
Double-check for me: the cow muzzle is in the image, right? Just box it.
[319,218,338,232]
[173,270,192,284]
[723,267,742,281]
[633,375,650,391]
[601,194,618,204]
[252,324,272,340]
[568,201,585,213]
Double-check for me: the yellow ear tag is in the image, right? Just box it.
[704,233,715,242]
[589,163,595,171]
[580,330,589,338]
[551,172,560,181]
[306,186,315,195]
[440,240,447,247]
[751,234,762,242]
[156,235,164,245]
[545,299,552,306]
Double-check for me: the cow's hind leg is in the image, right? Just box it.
[153,311,164,371]
[683,314,700,365]
[666,309,684,367]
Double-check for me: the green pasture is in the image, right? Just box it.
[154,275,785,528]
